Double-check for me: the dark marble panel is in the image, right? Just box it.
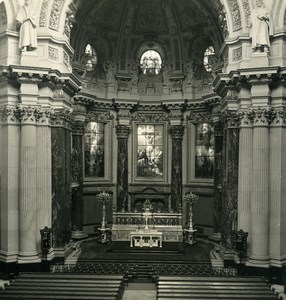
[71,135,84,231]
[213,127,223,233]
[51,128,72,248]
[117,137,129,212]
[221,128,239,249]
[171,137,183,212]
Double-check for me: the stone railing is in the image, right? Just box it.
[112,212,183,227]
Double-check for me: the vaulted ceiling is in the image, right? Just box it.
[71,0,223,72]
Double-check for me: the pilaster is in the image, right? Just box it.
[170,125,185,212]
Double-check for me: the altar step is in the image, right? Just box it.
[51,261,237,279]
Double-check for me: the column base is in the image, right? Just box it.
[71,230,88,240]
[208,232,222,243]
[246,256,270,268]
[18,252,41,264]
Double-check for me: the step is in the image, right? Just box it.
[19,273,123,280]
[12,282,120,288]
[158,289,275,295]
[157,293,277,299]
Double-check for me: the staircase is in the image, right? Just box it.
[157,276,281,300]
[0,273,125,300]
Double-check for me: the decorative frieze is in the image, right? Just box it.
[0,105,54,125]
[39,0,50,27]
[87,111,113,123]
[49,0,65,31]
[0,2,7,27]
[227,0,242,32]
[132,112,169,123]
[48,46,59,60]
[233,47,242,61]
[188,112,213,124]
[241,0,251,27]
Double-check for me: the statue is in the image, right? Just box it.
[184,60,198,86]
[161,64,170,86]
[103,60,117,84]
[16,0,37,52]
[250,0,273,53]
[129,63,139,87]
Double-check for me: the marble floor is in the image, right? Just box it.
[122,282,156,300]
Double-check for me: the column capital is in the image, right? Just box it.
[0,104,54,125]
[214,121,224,136]
[169,125,185,140]
[72,120,85,135]
[116,125,130,139]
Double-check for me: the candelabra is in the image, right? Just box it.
[96,191,111,243]
[184,192,199,244]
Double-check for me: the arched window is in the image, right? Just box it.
[140,50,162,75]
[84,44,98,72]
[203,46,215,72]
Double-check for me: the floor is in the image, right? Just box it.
[78,238,213,263]
[122,282,157,300]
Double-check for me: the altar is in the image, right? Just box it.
[112,199,183,243]
[130,230,163,247]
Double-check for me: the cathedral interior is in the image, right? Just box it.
[0,0,286,299]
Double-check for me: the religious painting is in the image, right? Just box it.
[84,122,105,177]
[140,50,162,75]
[195,123,214,178]
[137,124,164,179]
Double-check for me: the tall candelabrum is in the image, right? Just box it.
[96,191,111,243]
[184,192,199,244]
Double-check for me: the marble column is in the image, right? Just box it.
[213,121,223,235]
[249,111,269,265]
[36,124,52,254]
[0,108,20,263]
[221,121,239,250]
[51,122,72,249]
[18,122,40,263]
[71,121,87,239]
[116,125,130,212]
[237,114,253,249]
[170,125,185,212]
[269,117,286,266]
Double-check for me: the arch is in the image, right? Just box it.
[2,0,17,31]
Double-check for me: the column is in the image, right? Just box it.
[170,125,185,212]
[269,113,286,265]
[18,113,40,263]
[248,108,270,265]
[116,125,130,212]
[51,113,72,249]
[213,121,223,239]
[71,121,87,239]
[237,113,253,249]
[221,118,239,250]
[36,122,52,254]
[0,106,20,264]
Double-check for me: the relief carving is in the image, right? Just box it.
[39,0,50,27]
[48,46,59,60]
[0,2,7,27]
[233,47,242,61]
[49,0,64,31]
[228,0,242,32]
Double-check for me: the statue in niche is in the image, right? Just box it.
[161,64,170,86]
[16,0,37,52]
[184,60,198,86]
[103,60,117,84]
[129,63,139,87]
[250,0,273,53]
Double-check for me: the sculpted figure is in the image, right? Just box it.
[250,0,273,53]
[16,0,37,52]
[161,64,170,86]
[103,60,117,84]
[129,63,139,86]
[184,60,198,85]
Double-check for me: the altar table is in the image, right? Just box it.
[130,230,163,248]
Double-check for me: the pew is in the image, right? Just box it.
[0,273,125,300]
[157,276,280,300]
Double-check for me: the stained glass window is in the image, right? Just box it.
[84,44,97,72]
[140,50,162,75]
[84,122,105,177]
[203,46,215,72]
[195,123,214,178]
[137,124,163,178]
